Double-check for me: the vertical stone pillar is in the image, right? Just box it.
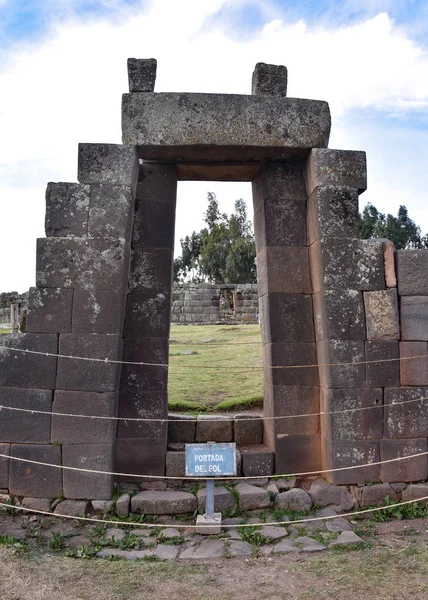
[116,162,177,479]
[253,163,320,474]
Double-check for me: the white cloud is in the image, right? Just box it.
[0,1,427,290]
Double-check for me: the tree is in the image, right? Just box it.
[174,193,257,283]
[359,203,428,250]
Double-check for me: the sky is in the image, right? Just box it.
[0,0,427,292]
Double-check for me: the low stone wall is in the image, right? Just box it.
[171,283,259,325]
[0,292,27,323]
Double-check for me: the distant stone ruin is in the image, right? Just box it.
[0,59,427,502]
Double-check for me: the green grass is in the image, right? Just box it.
[168,324,263,411]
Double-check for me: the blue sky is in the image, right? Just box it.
[0,0,427,291]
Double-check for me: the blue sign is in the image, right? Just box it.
[185,442,237,477]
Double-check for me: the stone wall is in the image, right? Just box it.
[0,292,27,323]
[171,283,258,325]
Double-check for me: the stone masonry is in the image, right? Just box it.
[0,58,428,500]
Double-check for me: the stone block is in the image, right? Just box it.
[36,237,128,291]
[396,250,428,295]
[115,493,130,518]
[9,444,62,498]
[62,444,114,500]
[384,241,397,288]
[400,342,428,386]
[21,498,52,512]
[312,289,365,341]
[240,446,274,476]
[253,199,306,252]
[45,182,90,237]
[307,186,359,245]
[129,247,173,294]
[127,58,157,92]
[120,337,168,392]
[259,293,314,343]
[88,184,133,239]
[234,414,263,445]
[364,289,399,340]
[136,163,177,204]
[56,334,122,392]
[51,390,117,444]
[400,296,428,340]
[122,94,331,160]
[253,163,307,207]
[329,531,364,547]
[263,342,319,387]
[274,434,321,475]
[0,388,52,443]
[380,439,427,483]
[321,388,383,441]
[322,439,380,485]
[196,416,233,442]
[165,452,185,477]
[26,287,73,333]
[72,289,125,334]
[235,483,270,510]
[197,485,236,511]
[54,499,89,516]
[0,444,10,489]
[308,478,354,511]
[257,246,311,296]
[274,488,312,512]
[0,334,58,389]
[366,341,400,387]
[402,484,428,503]
[117,390,167,439]
[252,62,287,96]
[305,148,367,195]
[360,483,398,507]
[384,387,428,438]
[132,199,176,249]
[115,437,166,480]
[78,143,139,192]
[92,499,114,514]
[124,291,171,338]
[263,385,319,436]
[168,414,196,443]
[317,340,365,388]
[131,490,197,514]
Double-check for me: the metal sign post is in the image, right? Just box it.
[185,441,237,534]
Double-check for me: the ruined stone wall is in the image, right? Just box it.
[0,292,27,323]
[171,283,259,325]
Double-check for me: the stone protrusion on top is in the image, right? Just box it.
[251,62,288,97]
[305,149,367,195]
[127,58,157,92]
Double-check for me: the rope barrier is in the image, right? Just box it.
[1,496,428,530]
[0,449,426,482]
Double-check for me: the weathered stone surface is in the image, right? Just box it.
[253,199,306,251]
[384,387,428,439]
[384,241,397,288]
[259,293,314,343]
[115,438,166,480]
[21,497,52,512]
[272,539,299,553]
[52,390,116,446]
[325,517,352,532]
[124,291,171,338]
[312,289,365,341]
[227,540,253,557]
[380,438,427,483]
[397,250,428,295]
[366,341,400,387]
[197,485,235,511]
[136,163,177,204]
[98,548,154,560]
[127,58,157,92]
[132,197,176,249]
[263,342,319,387]
[196,415,233,443]
[57,333,121,392]
[179,539,225,559]
[122,93,331,160]
[166,452,185,478]
[88,184,133,239]
[307,186,359,245]
[400,342,428,386]
[235,483,270,510]
[36,237,127,291]
[156,545,180,560]
[115,493,130,518]
[9,444,62,498]
[253,162,306,206]
[120,337,168,392]
[92,499,113,514]
[131,490,197,514]
[308,479,354,512]
[400,296,428,340]
[264,385,319,437]
[106,527,126,541]
[0,444,10,489]
[168,414,196,443]
[402,484,428,503]
[259,525,288,540]
[360,483,398,507]
[72,289,125,334]
[241,446,274,476]
[54,500,89,516]
[275,488,312,512]
[117,390,167,439]
[234,414,263,445]
[322,439,380,486]
[317,340,365,389]
[257,247,312,296]
[0,388,52,443]
[320,388,383,441]
[274,434,321,475]
[0,334,58,389]
[295,536,326,552]
[330,531,364,547]
[27,287,73,333]
[252,62,287,96]
[78,143,138,191]
[364,289,399,340]
[305,149,367,195]
[62,444,114,500]
[129,247,173,294]
[45,182,90,237]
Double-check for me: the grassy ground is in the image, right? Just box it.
[168,324,263,412]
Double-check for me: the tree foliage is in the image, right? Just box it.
[359,203,428,250]
[174,193,257,284]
